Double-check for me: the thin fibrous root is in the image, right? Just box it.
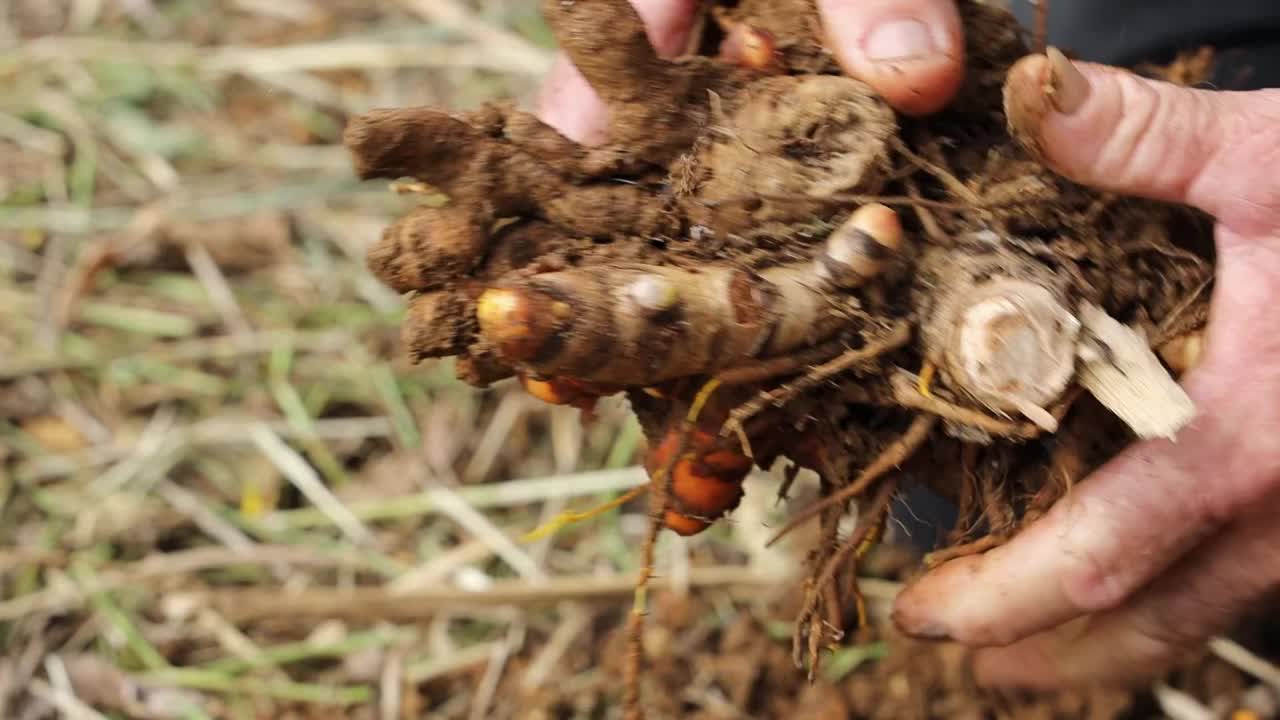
[713,338,850,386]
[1154,277,1211,346]
[476,205,905,386]
[923,533,1004,569]
[891,136,982,207]
[888,371,1066,440]
[848,509,888,631]
[624,379,722,718]
[795,495,845,672]
[768,413,937,547]
[705,191,981,212]
[794,475,899,681]
[723,320,913,443]
[624,454,676,720]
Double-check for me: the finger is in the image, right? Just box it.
[817,0,965,116]
[893,234,1280,647]
[536,0,698,145]
[629,0,700,59]
[974,489,1280,689]
[1003,49,1280,237]
[893,427,1219,647]
[537,55,610,146]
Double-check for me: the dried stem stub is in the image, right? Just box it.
[1077,303,1196,440]
[931,263,1198,440]
[941,276,1080,432]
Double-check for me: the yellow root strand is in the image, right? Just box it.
[917,360,936,398]
[687,377,722,423]
[626,377,721,718]
[854,510,887,562]
[520,484,650,543]
[767,413,937,547]
[851,584,868,635]
[850,511,888,631]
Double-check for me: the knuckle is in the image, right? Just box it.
[1060,540,1132,613]
[1055,465,1223,617]
[1188,89,1280,232]
[1055,494,1147,614]
[1129,598,1212,665]
[1124,621,1197,673]
[1098,74,1184,195]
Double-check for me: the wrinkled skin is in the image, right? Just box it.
[538,0,1280,690]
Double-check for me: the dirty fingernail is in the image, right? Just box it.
[864,19,936,62]
[1046,47,1090,114]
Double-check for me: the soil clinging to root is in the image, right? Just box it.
[345,0,1215,695]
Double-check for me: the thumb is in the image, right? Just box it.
[1004,49,1280,238]
[537,0,697,146]
[818,0,965,116]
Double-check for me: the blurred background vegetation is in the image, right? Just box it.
[3,2,1279,719]
[0,3,817,718]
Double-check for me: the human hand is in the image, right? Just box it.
[536,0,966,144]
[892,49,1280,689]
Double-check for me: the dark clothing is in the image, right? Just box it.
[1010,0,1280,90]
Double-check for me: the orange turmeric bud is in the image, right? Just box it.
[518,373,621,413]
[644,427,752,536]
[719,24,778,70]
[475,286,571,363]
[662,510,712,537]
[815,203,905,289]
[520,375,568,405]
